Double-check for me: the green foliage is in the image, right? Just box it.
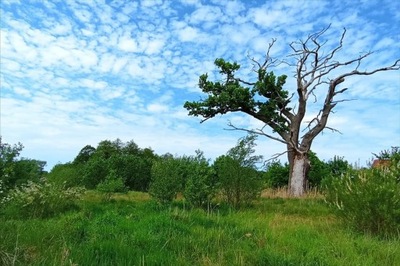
[324,166,400,239]
[214,156,262,208]
[183,150,217,208]
[307,151,330,188]
[372,146,400,161]
[0,137,24,186]
[149,157,183,204]
[326,155,352,177]
[1,138,47,196]
[214,135,263,207]
[184,59,290,133]
[74,139,155,191]
[73,145,96,165]
[82,157,109,189]
[1,179,85,218]
[264,153,351,189]
[13,158,46,183]
[96,170,126,201]
[108,154,153,191]
[47,162,82,187]
[264,160,290,188]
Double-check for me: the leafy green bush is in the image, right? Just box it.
[183,151,217,208]
[214,155,262,208]
[264,160,289,188]
[47,162,82,188]
[213,134,263,208]
[96,170,126,201]
[1,179,85,218]
[307,151,330,188]
[324,165,400,239]
[149,158,183,204]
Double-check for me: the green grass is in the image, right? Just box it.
[1,191,399,266]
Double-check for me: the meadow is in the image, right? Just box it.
[1,190,399,266]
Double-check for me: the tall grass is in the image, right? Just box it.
[1,191,399,265]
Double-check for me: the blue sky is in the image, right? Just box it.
[1,0,399,170]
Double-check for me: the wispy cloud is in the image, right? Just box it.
[1,0,399,169]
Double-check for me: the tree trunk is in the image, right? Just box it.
[288,151,309,197]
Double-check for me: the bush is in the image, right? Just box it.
[96,170,126,201]
[307,151,330,188]
[214,155,262,208]
[183,151,217,208]
[1,179,85,218]
[47,163,82,188]
[324,165,400,239]
[264,160,289,188]
[213,134,263,208]
[149,158,183,204]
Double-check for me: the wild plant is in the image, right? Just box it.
[324,164,400,239]
[96,170,126,201]
[1,178,85,218]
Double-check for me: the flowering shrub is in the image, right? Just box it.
[0,179,6,201]
[1,179,85,218]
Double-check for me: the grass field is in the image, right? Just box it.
[1,191,399,266]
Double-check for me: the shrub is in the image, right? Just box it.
[213,134,263,208]
[149,158,183,204]
[264,160,289,188]
[47,162,82,188]
[183,151,217,208]
[214,155,262,208]
[96,170,126,201]
[1,179,85,218]
[324,165,400,239]
[307,151,330,188]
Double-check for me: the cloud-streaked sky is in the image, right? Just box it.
[1,0,399,170]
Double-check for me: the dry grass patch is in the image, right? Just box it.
[261,187,323,199]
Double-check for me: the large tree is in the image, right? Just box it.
[184,26,399,197]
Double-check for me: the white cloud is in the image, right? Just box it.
[118,36,139,52]
[0,0,399,171]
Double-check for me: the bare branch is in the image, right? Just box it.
[265,150,288,162]
[226,122,288,145]
[324,126,343,134]
[247,38,279,73]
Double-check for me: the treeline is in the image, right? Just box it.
[2,135,352,206]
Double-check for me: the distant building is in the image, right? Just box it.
[371,159,391,168]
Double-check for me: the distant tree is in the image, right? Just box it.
[82,157,109,189]
[73,139,156,190]
[0,137,24,188]
[184,26,400,196]
[326,156,352,177]
[73,145,96,165]
[48,163,82,187]
[0,138,46,190]
[108,154,153,191]
[93,139,123,160]
[13,159,46,186]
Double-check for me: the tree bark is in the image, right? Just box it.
[289,151,310,197]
